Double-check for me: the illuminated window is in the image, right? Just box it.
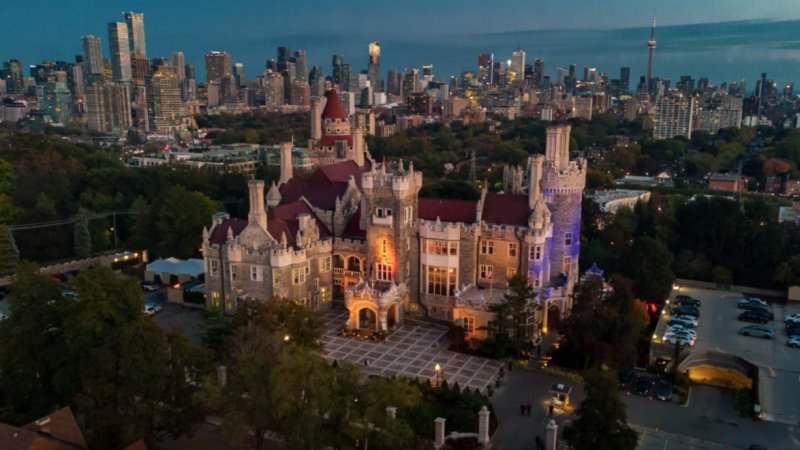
[565,232,573,246]
[321,287,331,303]
[381,239,388,255]
[563,256,572,274]
[319,256,331,273]
[506,267,517,279]
[211,291,220,307]
[426,266,456,296]
[529,245,542,261]
[425,239,458,255]
[479,264,493,281]
[480,240,494,255]
[225,294,233,311]
[463,316,475,333]
[376,263,393,281]
[528,271,542,287]
[292,265,309,285]
[209,260,219,277]
[273,269,280,288]
[508,242,518,257]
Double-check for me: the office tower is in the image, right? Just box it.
[205,51,231,83]
[654,94,694,139]
[784,83,794,98]
[233,62,246,87]
[36,80,72,123]
[172,52,186,81]
[620,67,630,94]
[293,50,308,83]
[478,53,493,84]
[290,81,310,106]
[3,59,24,95]
[332,54,345,86]
[340,64,353,91]
[263,71,284,108]
[124,12,146,58]
[368,41,382,92]
[533,58,544,87]
[422,64,433,77]
[107,22,132,82]
[130,55,149,86]
[402,68,419,99]
[70,64,85,96]
[151,66,182,132]
[185,64,195,81]
[646,16,656,94]
[510,50,525,82]
[555,66,567,86]
[309,66,324,97]
[82,35,103,78]
[387,68,401,96]
[277,46,292,72]
[86,82,132,132]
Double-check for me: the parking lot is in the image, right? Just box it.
[653,286,800,425]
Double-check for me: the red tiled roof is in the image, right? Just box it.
[22,407,88,450]
[343,205,365,239]
[0,407,88,450]
[309,160,363,185]
[418,198,478,223]
[319,135,353,147]
[281,161,366,211]
[267,201,331,246]
[208,217,248,244]
[321,89,348,120]
[481,192,530,226]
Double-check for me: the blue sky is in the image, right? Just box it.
[2,0,799,83]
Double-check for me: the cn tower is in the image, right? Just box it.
[646,16,656,93]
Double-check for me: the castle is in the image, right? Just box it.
[202,89,586,340]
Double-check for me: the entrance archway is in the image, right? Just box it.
[387,304,398,330]
[546,304,561,333]
[358,307,378,330]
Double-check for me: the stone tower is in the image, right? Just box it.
[541,125,586,311]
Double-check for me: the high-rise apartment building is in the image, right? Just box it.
[367,41,382,92]
[277,46,292,72]
[402,68,419,99]
[107,22,132,82]
[2,59,24,95]
[233,63,246,87]
[654,94,695,139]
[124,12,146,58]
[533,58,544,87]
[510,50,525,83]
[151,66,183,132]
[309,66,324,97]
[205,51,231,84]
[81,35,103,78]
[263,71,284,108]
[478,53,493,85]
[172,52,186,81]
[332,54,345,86]
[293,50,308,83]
[36,80,72,124]
[694,93,743,133]
[620,67,631,94]
[86,82,132,132]
[387,68,401,96]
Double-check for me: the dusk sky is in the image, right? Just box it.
[2,0,799,84]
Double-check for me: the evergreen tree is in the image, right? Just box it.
[485,273,540,357]
[0,224,19,276]
[73,212,92,259]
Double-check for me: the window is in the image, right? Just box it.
[250,265,260,281]
[292,265,309,285]
[508,242,518,258]
[229,264,236,282]
[273,269,280,288]
[210,259,219,277]
[405,206,413,223]
[333,254,344,269]
[376,263,393,281]
[564,232,573,246]
[479,264,493,281]
[528,271,542,288]
[211,291,220,307]
[424,239,458,256]
[463,316,475,333]
[321,286,332,303]
[529,245,542,261]
[563,256,572,274]
[225,294,233,311]
[381,239,389,255]
[426,266,456,296]
[480,240,494,255]
[313,278,319,292]
[386,209,392,217]
[319,256,331,273]
[506,267,517,279]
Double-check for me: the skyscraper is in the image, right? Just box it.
[510,50,525,83]
[82,35,103,78]
[172,52,186,81]
[368,41,382,92]
[620,67,630,94]
[478,53,493,85]
[107,22,132,82]
[277,46,292,72]
[233,62,246,87]
[654,94,694,139]
[293,50,308,83]
[124,12,146,58]
[205,51,231,84]
[309,66,324,97]
[3,59,24,95]
[332,54,345,86]
[151,66,183,132]
[533,58,544,88]
[402,68,419,99]
[387,68,401,96]
[86,82,132,132]
[646,16,656,94]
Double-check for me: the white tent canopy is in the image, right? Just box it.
[146,258,204,278]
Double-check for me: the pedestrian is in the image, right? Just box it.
[526,402,532,416]
[519,403,525,416]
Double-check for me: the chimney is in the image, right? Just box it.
[34,417,51,435]
[247,180,267,231]
[279,142,293,185]
[528,155,544,209]
[545,126,559,167]
[558,125,571,173]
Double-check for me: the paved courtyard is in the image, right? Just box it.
[321,310,503,391]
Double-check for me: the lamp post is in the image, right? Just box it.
[283,334,290,343]
[435,363,442,387]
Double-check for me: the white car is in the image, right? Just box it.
[785,313,800,324]
[664,334,695,347]
[789,336,800,348]
[745,297,767,307]
[670,315,699,327]
[666,326,697,338]
[143,303,162,316]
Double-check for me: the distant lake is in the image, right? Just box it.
[165,19,800,90]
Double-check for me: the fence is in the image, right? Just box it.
[674,278,785,299]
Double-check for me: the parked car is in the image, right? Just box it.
[739,325,775,339]
[632,378,653,396]
[738,297,766,307]
[786,324,800,338]
[739,310,772,324]
[665,326,697,338]
[785,313,800,324]
[668,316,698,327]
[143,302,162,316]
[673,306,700,318]
[140,281,161,292]
[664,333,696,347]
[739,301,769,312]
[788,336,800,348]
[618,368,635,388]
[675,295,701,307]
[655,381,673,401]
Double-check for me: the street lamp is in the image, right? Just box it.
[434,363,442,387]
[283,334,290,342]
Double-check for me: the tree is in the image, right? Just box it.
[157,186,218,258]
[484,274,540,358]
[622,237,674,302]
[73,211,92,258]
[0,224,19,276]
[232,297,326,350]
[0,262,68,423]
[563,371,638,450]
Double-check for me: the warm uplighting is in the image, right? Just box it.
[284,334,291,342]
[434,363,442,386]
[542,327,548,335]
